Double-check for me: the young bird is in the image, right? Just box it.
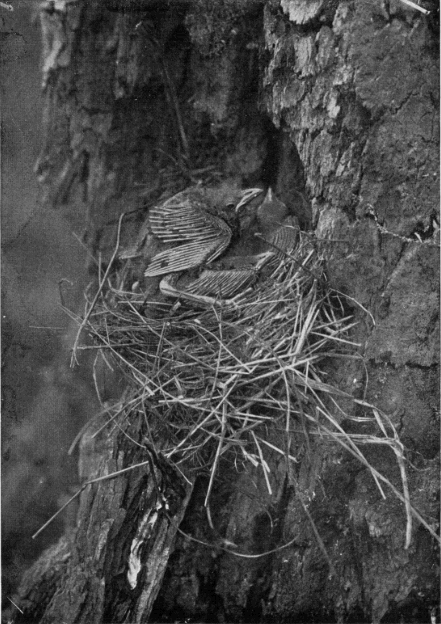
[247,187,299,259]
[158,189,301,306]
[143,186,262,277]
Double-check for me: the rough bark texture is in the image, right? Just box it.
[10,0,439,623]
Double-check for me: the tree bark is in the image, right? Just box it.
[11,0,439,622]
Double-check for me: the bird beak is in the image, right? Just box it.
[265,187,273,202]
[235,188,263,212]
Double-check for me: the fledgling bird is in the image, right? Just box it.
[158,188,301,305]
[143,185,262,277]
[245,187,300,260]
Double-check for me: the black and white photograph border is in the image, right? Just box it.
[1,1,439,623]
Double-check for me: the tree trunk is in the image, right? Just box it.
[11,0,439,622]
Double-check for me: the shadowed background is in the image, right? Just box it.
[2,0,97,600]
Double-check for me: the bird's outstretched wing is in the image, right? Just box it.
[144,239,222,277]
[267,216,299,255]
[159,268,257,303]
[145,193,232,277]
[185,268,257,298]
[149,194,231,244]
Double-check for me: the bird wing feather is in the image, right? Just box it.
[144,239,223,277]
[145,194,232,276]
[186,268,257,298]
[268,216,299,254]
[149,196,231,244]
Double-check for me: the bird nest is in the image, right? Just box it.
[72,228,436,548]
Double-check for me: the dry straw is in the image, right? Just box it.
[74,227,438,551]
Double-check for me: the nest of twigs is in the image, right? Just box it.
[73,228,437,549]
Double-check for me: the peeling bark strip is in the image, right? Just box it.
[10,0,439,622]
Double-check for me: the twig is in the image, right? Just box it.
[70,213,125,366]
[32,458,154,540]
[204,402,228,506]
[398,0,431,14]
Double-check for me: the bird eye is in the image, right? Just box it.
[226,202,236,209]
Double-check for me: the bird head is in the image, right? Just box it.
[256,187,290,227]
[234,187,263,211]
[235,187,289,227]
[213,186,262,232]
